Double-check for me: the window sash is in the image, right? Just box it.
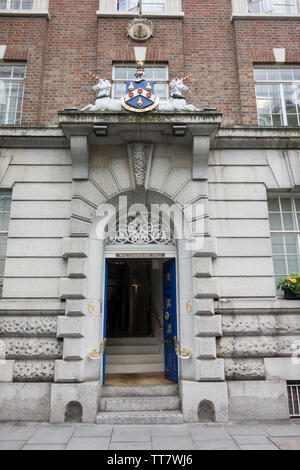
[117,0,165,12]
[0,64,25,125]
[268,196,300,292]
[112,65,169,99]
[254,67,300,127]
[248,0,297,14]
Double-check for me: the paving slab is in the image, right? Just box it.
[264,423,300,436]
[0,425,38,441]
[111,425,151,442]
[26,425,74,445]
[109,442,152,450]
[194,439,240,450]
[231,434,272,445]
[22,444,66,450]
[188,424,231,441]
[0,440,25,450]
[239,444,279,450]
[226,424,269,436]
[65,437,111,450]
[73,424,113,437]
[269,436,300,450]
[152,436,196,450]
[151,424,190,437]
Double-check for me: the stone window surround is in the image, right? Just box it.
[0,0,49,16]
[97,0,184,17]
[231,0,300,19]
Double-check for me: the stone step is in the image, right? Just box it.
[100,395,180,412]
[106,353,162,364]
[105,363,164,374]
[106,344,160,355]
[96,410,184,425]
[101,384,179,397]
[107,337,158,346]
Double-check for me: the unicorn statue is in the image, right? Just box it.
[81,72,122,112]
[158,75,199,112]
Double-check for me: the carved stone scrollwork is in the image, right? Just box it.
[127,143,153,188]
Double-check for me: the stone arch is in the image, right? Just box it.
[198,399,216,422]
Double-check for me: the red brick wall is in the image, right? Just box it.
[1,1,300,126]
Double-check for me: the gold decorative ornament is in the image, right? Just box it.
[127,18,153,42]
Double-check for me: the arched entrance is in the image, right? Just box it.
[102,212,179,386]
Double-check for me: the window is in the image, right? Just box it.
[287,383,300,417]
[248,0,297,14]
[254,67,300,127]
[0,194,11,296]
[117,0,165,12]
[112,65,168,99]
[0,64,26,125]
[268,196,300,291]
[0,0,33,9]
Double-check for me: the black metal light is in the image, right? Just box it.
[93,125,108,137]
[172,124,187,137]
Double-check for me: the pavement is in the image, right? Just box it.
[0,419,300,450]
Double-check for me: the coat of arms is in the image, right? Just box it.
[121,61,159,113]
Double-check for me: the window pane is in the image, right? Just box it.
[294,198,300,211]
[0,236,7,257]
[154,83,167,98]
[114,83,126,98]
[254,69,267,81]
[273,255,286,274]
[269,213,282,230]
[114,67,127,80]
[271,235,284,253]
[268,198,280,211]
[287,256,300,272]
[280,69,293,81]
[285,235,298,254]
[281,198,292,211]
[282,212,295,230]
[287,114,299,126]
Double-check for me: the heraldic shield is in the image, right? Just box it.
[121,80,159,113]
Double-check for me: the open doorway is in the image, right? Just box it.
[103,257,178,386]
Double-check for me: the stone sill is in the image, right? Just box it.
[0,9,49,18]
[215,297,300,314]
[214,126,300,149]
[96,10,184,18]
[231,13,300,21]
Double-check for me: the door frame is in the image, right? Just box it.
[102,246,179,383]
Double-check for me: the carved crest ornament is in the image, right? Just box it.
[127,18,153,42]
[81,61,199,113]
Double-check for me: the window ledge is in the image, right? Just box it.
[0,9,49,18]
[96,10,184,18]
[231,13,300,21]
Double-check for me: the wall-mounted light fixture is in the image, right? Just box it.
[93,125,108,137]
[203,106,217,112]
[172,124,187,137]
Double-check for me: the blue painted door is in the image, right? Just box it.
[102,260,108,385]
[163,259,178,383]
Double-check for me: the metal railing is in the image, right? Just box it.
[287,384,300,417]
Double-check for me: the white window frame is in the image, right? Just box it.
[117,0,166,12]
[97,0,184,17]
[248,0,297,14]
[254,66,300,127]
[231,0,300,15]
[268,195,300,292]
[0,63,26,125]
[0,0,33,9]
[112,64,169,100]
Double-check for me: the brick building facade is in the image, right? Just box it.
[0,0,300,423]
